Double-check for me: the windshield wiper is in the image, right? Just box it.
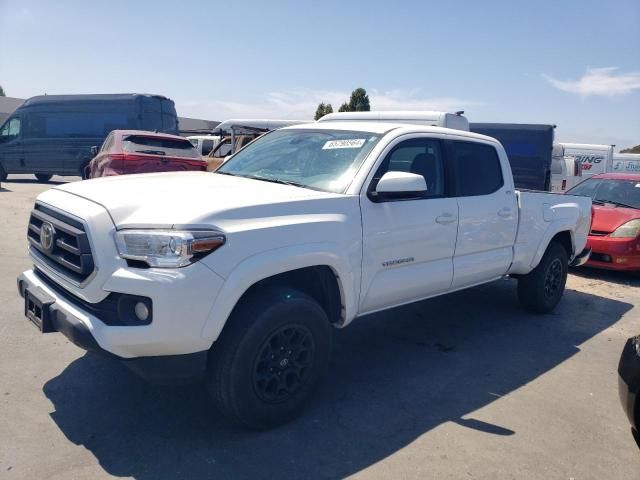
[242,175,309,189]
[135,149,165,155]
[215,171,236,177]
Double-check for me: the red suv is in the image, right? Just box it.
[87,130,206,178]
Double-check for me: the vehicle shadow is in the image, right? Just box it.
[43,279,632,479]
[4,178,67,185]
[571,266,640,287]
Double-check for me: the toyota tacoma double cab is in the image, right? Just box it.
[17,121,592,428]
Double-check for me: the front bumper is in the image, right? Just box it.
[586,235,640,272]
[618,336,640,441]
[17,265,223,381]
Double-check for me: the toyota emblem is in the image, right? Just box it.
[39,222,56,252]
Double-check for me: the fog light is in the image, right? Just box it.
[134,301,150,322]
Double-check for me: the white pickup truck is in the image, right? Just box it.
[18,121,592,428]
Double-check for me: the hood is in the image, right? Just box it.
[591,204,640,234]
[53,171,342,229]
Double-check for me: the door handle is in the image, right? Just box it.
[436,213,457,225]
[498,208,512,218]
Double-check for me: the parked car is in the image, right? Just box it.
[18,121,591,429]
[551,143,584,193]
[566,173,640,272]
[187,135,220,157]
[0,94,179,182]
[618,334,640,448]
[470,123,555,191]
[87,130,205,178]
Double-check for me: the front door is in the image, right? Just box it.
[359,136,458,313]
[0,116,23,173]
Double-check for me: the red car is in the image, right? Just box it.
[566,173,640,272]
[87,130,206,178]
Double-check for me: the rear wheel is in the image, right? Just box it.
[518,242,569,313]
[206,287,332,429]
[35,174,52,183]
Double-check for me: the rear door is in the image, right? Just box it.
[359,136,458,313]
[447,139,518,289]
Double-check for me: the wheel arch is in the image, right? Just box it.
[200,245,358,345]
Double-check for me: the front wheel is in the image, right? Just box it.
[518,242,569,313]
[206,287,332,429]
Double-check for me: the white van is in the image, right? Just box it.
[612,153,640,173]
[557,143,614,177]
[188,135,220,156]
[550,144,583,192]
[317,111,469,131]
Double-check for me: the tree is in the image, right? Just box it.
[620,145,640,154]
[314,102,334,120]
[0,85,5,97]
[334,88,371,113]
[347,87,370,112]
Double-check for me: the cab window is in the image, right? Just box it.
[0,117,21,141]
[371,138,445,198]
[447,140,503,196]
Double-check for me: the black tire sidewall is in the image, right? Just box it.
[217,289,332,428]
[35,174,52,183]
[519,242,568,313]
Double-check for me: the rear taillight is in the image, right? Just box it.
[562,180,567,190]
[574,161,581,176]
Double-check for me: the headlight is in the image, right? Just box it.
[115,229,225,267]
[610,219,640,238]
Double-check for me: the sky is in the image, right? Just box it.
[1,0,639,150]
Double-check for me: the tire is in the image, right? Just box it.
[518,241,569,313]
[35,174,52,183]
[206,287,332,429]
[0,164,7,182]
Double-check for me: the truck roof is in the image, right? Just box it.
[21,93,172,107]
[556,142,613,151]
[282,121,499,144]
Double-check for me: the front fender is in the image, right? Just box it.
[200,242,358,344]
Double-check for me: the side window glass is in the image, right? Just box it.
[100,133,113,152]
[8,118,21,136]
[374,138,445,197]
[448,141,503,196]
[202,139,214,156]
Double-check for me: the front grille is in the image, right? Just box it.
[27,204,95,283]
[590,252,612,263]
[589,230,609,236]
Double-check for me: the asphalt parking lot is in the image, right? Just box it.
[0,175,639,480]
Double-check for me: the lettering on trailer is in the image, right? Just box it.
[614,160,640,172]
[568,154,604,171]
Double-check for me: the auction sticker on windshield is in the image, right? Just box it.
[323,139,366,150]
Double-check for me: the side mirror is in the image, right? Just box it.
[90,146,98,156]
[373,171,427,201]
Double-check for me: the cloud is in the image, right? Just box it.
[176,89,481,121]
[544,67,640,96]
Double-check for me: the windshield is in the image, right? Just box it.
[567,177,640,209]
[217,129,382,193]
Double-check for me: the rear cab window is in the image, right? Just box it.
[446,140,504,196]
[123,135,200,159]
